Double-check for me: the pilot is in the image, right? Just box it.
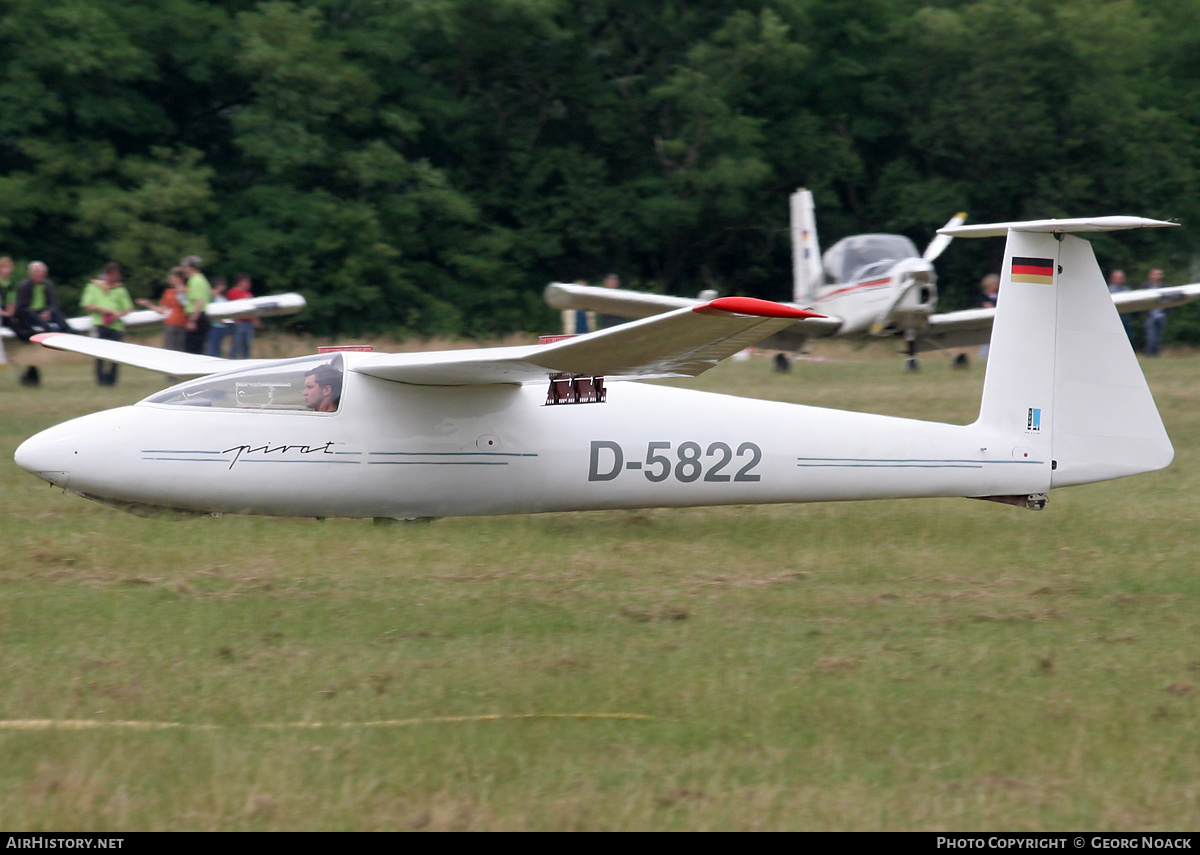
[302,364,342,412]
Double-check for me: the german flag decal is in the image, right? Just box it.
[1011,257,1054,285]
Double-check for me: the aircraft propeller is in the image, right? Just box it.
[922,212,968,262]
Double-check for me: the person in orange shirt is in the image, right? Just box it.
[136,267,190,351]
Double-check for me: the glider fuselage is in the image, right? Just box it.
[17,372,1044,519]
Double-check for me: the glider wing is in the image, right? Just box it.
[30,333,275,377]
[354,297,826,386]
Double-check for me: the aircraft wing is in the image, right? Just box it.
[915,307,997,352]
[354,297,826,386]
[2,293,307,338]
[544,281,701,317]
[914,282,1200,353]
[543,281,843,346]
[29,332,278,377]
[1110,283,1200,313]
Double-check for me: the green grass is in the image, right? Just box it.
[1,342,1198,829]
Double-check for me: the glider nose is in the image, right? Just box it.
[15,429,73,488]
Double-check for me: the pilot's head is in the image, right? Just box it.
[302,364,342,412]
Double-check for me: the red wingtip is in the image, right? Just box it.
[695,296,824,320]
[30,333,60,345]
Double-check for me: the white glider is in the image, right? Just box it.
[15,223,1176,520]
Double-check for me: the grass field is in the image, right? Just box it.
[1,337,1198,830]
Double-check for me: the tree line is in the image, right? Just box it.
[4,0,1200,342]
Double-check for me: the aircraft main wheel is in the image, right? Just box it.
[904,357,920,372]
[773,353,790,372]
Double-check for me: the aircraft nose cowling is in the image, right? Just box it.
[15,431,72,487]
[13,407,135,489]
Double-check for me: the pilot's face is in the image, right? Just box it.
[302,375,328,410]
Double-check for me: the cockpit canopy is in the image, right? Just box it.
[822,234,919,284]
[142,353,344,413]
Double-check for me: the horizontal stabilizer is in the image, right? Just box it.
[941,216,1177,238]
[355,297,824,386]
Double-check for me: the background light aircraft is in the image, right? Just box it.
[14,217,1177,522]
[545,190,1200,370]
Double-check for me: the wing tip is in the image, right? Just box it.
[697,296,825,320]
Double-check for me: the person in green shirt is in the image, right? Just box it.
[0,255,13,319]
[181,254,212,354]
[0,256,10,369]
[14,261,73,338]
[80,262,134,386]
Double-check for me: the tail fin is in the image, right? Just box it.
[947,217,1176,488]
[790,189,823,303]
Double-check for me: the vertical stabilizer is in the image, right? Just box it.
[1050,235,1173,486]
[955,218,1176,489]
[790,189,823,303]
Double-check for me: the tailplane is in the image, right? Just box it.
[790,189,823,303]
[946,217,1177,489]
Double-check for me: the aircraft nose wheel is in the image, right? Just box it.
[902,331,920,372]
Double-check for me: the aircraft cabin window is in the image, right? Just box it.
[143,353,345,413]
[822,234,919,284]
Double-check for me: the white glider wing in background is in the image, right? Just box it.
[1,292,307,339]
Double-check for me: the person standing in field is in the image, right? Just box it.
[203,276,231,357]
[80,262,134,385]
[0,256,11,369]
[226,272,259,358]
[136,267,190,352]
[1142,268,1168,357]
[977,273,1000,360]
[0,256,14,320]
[181,255,212,354]
[597,272,625,329]
[1107,269,1134,345]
